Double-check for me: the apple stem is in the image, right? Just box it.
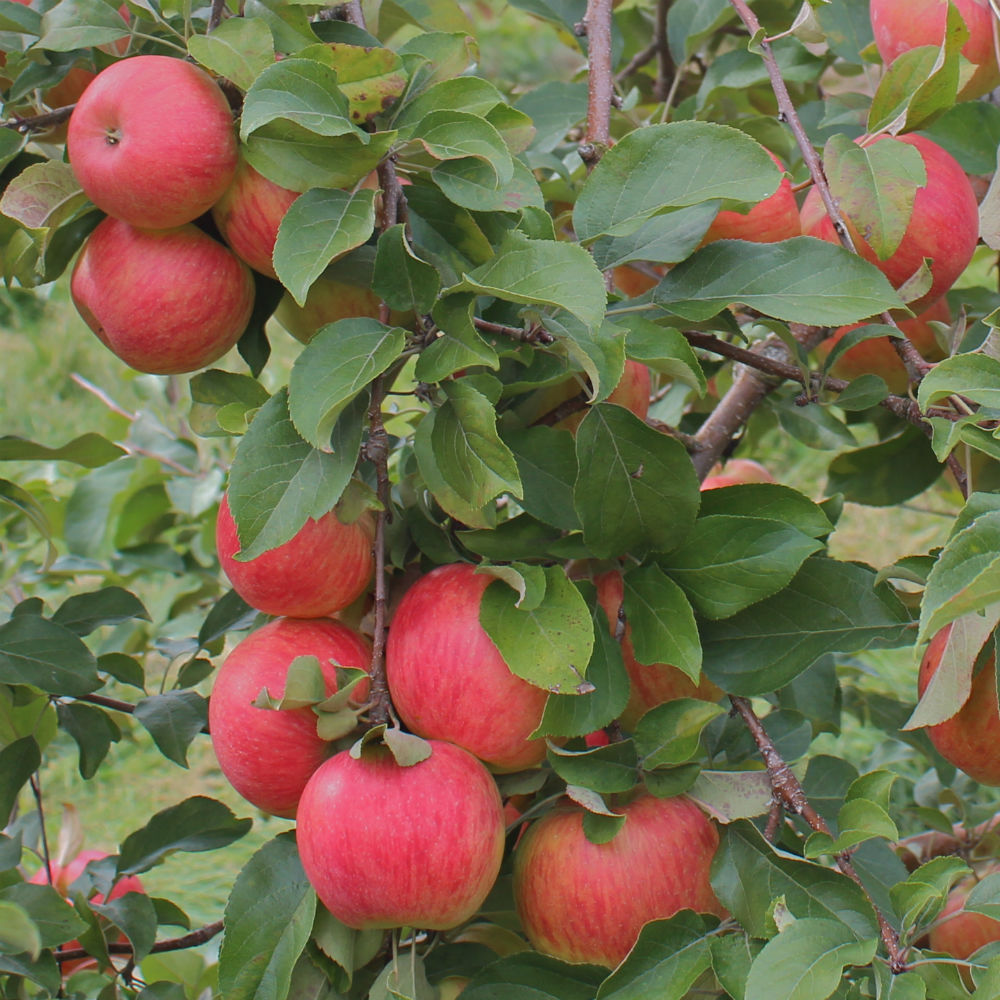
[730,695,909,972]
[578,0,614,167]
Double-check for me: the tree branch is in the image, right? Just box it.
[72,693,211,734]
[55,920,224,963]
[2,106,74,133]
[579,0,615,166]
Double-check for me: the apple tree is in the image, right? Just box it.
[2,0,1000,996]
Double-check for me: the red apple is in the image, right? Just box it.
[612,265,664,298]
[211,157,300,278]
[513,792,724,968]
[71,217,255,375]
[928,865,1000,959]
[813,297,951,394]
[272,274,387,344]
[800,134,979,314]
[701,150,801,245]
[385,562,550,771]
[870,0,1000,100]
[216,493,375,619]
[209,617,371,818]
[594,569,722,729]
[296,739,505,929]
[67,55,237,229]
[918,625,1000,785]
[700,458,775,491]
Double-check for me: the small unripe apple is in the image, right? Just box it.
[385,562,550,771]
[296,739,505,930]
[70,217,255,375]
[800,134,979,315]
[700,150,801,245]
[870,0,1000,100]
[216,493,375,619]
[209,617,371,818]
[918,626,1000,785]
[67,55,238,229]
[513,793,724,968]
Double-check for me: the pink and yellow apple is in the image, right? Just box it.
[513,793,724,968]
[70,217,255,375]
[67,55,237,229]
[209,616,371,818]
[296,739,504,929]
[272,275,387,344]
[385,562,550,771]
[700,458,774,491]
[216,493,375,619]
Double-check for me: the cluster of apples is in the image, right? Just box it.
[210,502,725,965]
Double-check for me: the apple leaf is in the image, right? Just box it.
[187,17,274,92]
[274,188,376,306]
[623,319,707,394]
[573,404,701,559]
[661,515,823,620]
[412,110,514,181]
[590,203,718,271]
[373,223,440,314]
[228,388,364,559]
[573,121,779,243]
[476,561,547,611]
[634,699,726,770]
[299,41,408,124]
[0,883,88,949]
[503,426,580,532]
[116,797,251,875]
[461,952,606,1000]
[0,901,40,960]
[687,770,775,823]
[382,727,433,767]
[55,702,120,778]
[189,370,271,439]
[654,238,904,325]
[918,353,1000,411]
[433,152,544,214]
[37,0,129,50]
[0,737,40,829]
[395,76,510,134]
[0,0,40,34]
[369,950,435,1000]
[696,483,833,539]
[889,856,970,931]
[0,160,85,233]
[0,614,101,697]
[91,893,158,963]
[480,566,594,694]
[964,872,1000,921]
[0,431,123,468]
[415,294,499,381]
[51,586,149,636]
[219,833,316,1000]
[547,741,639,794]
[596,911,713,1000]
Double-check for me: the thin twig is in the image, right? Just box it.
[207,0,226,31]
[72,693,212,734]
[472,318,554,345]
[29,774,53,887]
[2,105,74,133]
[55,921,224,963]
[579,0,614,166]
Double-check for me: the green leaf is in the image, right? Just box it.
[822,133,925,260]
[573,404,700,558]
[288,318,405,449]
[187,17,275,91]
[502,426,580,532]
[369,949,435,1000]
[711,821,880,940]
[696,483,833,539]
[744,918,877,1000]
[573,122,779,243]
[890,856,970,931]
[373,223,440,314]
[118,797,251,875]
[55,702,120,778]
[241,58,359,139]
[92,892,158,963]
[51,587,150,636]
[0,736,40,826]
[0,433,125,468]
[547,740,639,794]
[622,564,701,683]
[228,389,361,560]
[416,294,499,380]
[37,0,128,50]
[461,951,606,1000]
[918,511,1000,644]
[480,566,594,693]
[592,204,718,272]
[431,379,523,509]
[654,238,904,324]
[433,155,543,214]
[274,188,376,306]
[965,872,1000,920]
[0,883,87,948]
[133,692,209,768]
[597,911,713,1000]
[0,900,41,959]
[190,369,271,438]
[677,515,825,618]
[414,110,514,180]
[634,699,726,769]
[702,558,914,696]
[0,615,101,696]
[198,589,257,649]
[623,319,707,394]
[918,353,1000,411]
[219,833,316,1000]
[449,231,605,331]
[0,0,41,34]
[300,41,407,124]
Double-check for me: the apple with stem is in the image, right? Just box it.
[216,492,375,619]
[513,792,724,968]
[385,562,550,771]
[296,739,505,929]
[70,217,255,375]
[67,55,238,229]
[209,616,371,818]
[918,625,1000,785]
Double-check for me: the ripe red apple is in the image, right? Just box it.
[928,865,1000,959]
[918,626,1000,785]
[296,739,505,929]
[594,569,722,729]
[71,217,254,375]
[513,792,724,968]
[813,297,951,394]
[216,493,375,619]
[209,616,371,818]
[385,562,550,771]
[612,265,664,298]
[801,134,978,314]
[701,150,801,245]
[870,0,1000,100]
[700,458,774,491]
[67,55,237,229]
[211,157,300,278]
